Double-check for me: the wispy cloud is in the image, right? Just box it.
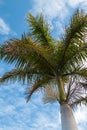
[0,82,61,130]
[31,0,87,17]
[30,0,68,20]
[74,105,87,130]
[30,0,87,39]
[68,0,87,9]
[0,82,87,130]
[0,18,10,35]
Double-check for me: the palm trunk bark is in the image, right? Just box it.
[60,103,78,130]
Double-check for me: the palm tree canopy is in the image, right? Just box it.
[0,9,87,107]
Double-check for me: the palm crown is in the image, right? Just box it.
[0,9,87,108]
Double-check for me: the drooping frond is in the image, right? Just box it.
[65,77,87,109]
[0,61,55,84]
[27,13,54,46]
[42,84,59,104]
[70,96,87,109]
[0,68,37,84]
[79,82,87,90]
[0,67,54,102]
[0,69,25,83]
[66,77,75,101]
[25,77,54,102]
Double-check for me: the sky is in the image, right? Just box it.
[0,0,87,130]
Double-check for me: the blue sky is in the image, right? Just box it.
[0,0,87,130]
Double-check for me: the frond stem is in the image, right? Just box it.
[57,76,66,103]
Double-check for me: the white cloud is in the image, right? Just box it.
[68,0,87,8]
[30,0,68,20]
[31,0,87,20]
[74,105,87,130]
[0,82,87,130]
[30,0,69,39]
[0,18,10,35]
[29,0,87,40]
[74,105,87,123]
[0,82,61,130]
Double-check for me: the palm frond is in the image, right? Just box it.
[0,68,34,84]
[66,77,75,101]
[59,9,87,70]
[70,96,87,109]
[74,68,87,79]
[65,76,87,109]
[42,84,59,104]
[25,77,53,102]
[27,13,54,46]
[63,66,87,80]
[61,43,87,75]
[63,9,87,49]
[0,36,31,67]
[0,63,55,84]
[0,34,55,75]
[79,82,87,91]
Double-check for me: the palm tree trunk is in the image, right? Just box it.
[60,103,78,130]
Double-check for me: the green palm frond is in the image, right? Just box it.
[58,9,87,70]
[74,67,87,79]
[0,69,23,83]
[0,64,55,84]
[0,36,31,67]
[0,34,55,74]
[27,13,54,46]
[61,43,87,75]
[0,68,34,84]
[63,65,87,79]
[63,9,87,48]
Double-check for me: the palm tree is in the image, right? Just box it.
[0,9,87,130]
